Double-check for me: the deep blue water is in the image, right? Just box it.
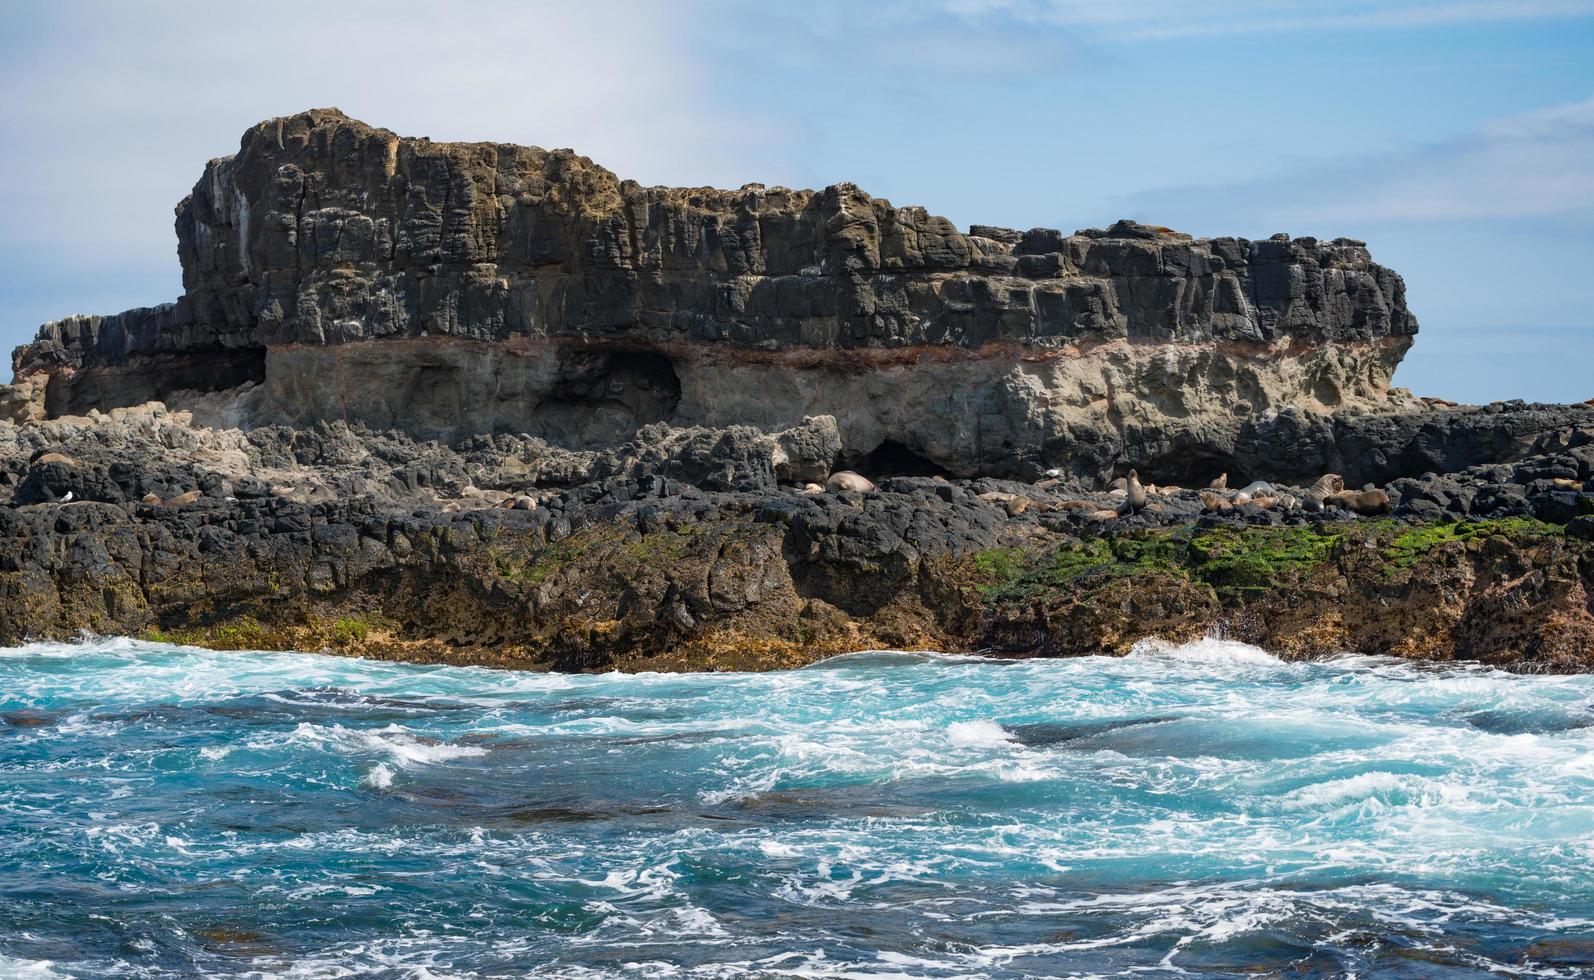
[4,638,1594,978]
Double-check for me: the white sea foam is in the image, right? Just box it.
[0,955,66,978]
[288,723,487,766]
[1129,634,1285,667]
[945,719,1016,748]
[1276,771,1465,813]
[362,763,395,789]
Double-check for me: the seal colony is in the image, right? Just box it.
[1,109,1592,671]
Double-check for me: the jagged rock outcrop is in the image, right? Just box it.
[0,398,1590,671]
[12,108,1417,480]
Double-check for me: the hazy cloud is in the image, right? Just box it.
[1123,93,1594,230]
[0,0,785,257]
[0,0,792,335]
[933,0,1594,40]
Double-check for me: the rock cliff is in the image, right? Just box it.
[13,108,1417,480]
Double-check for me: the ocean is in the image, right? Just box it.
[3,637,1594,978]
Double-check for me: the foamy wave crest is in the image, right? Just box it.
[1129,635,1286,666]
[361,763,396,789]
[1276,771,1468,813]
[289,722,487,767]
[0,954,66,978]
[946,719,1017,748]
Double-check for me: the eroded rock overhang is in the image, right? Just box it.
[9,107,1419,479]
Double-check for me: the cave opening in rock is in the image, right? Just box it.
[47,346,268,417]
[531,348,683,445]
[1133,447,1244,489]
[850,439,954,479]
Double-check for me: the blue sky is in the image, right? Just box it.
[1,0,1591,402]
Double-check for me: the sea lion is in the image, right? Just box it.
[160,490,203,507]
[1305,474,1345,501]
[1208,473,1228,490]
[1117,470,1148,516]
[825,471,876,493]
[1326,488,1391,516]
[1199,490,1231,513]
[1233,480,1275,504]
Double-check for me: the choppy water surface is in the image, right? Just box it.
[4,639,1594,978]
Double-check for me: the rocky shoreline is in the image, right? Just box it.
[3,109,1592,672]
[1,398,1591,672]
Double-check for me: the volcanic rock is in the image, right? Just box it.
[11,108,1420,481]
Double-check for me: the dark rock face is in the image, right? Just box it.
[1229,401,1594,489]
[0,404,1590,672]
[13,108,1417,478]
[24,109,1414,357]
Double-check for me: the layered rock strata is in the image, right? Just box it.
[13,108,1416,481]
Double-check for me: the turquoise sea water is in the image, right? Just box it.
[4,638,1594,978]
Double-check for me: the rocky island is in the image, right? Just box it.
[4,108,1592,671]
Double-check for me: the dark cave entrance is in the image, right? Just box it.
[47,346,268,417]
[1131,446,1244,490]
[531,348,683,442]
[543,349,682,420]
[849,439,955,479]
